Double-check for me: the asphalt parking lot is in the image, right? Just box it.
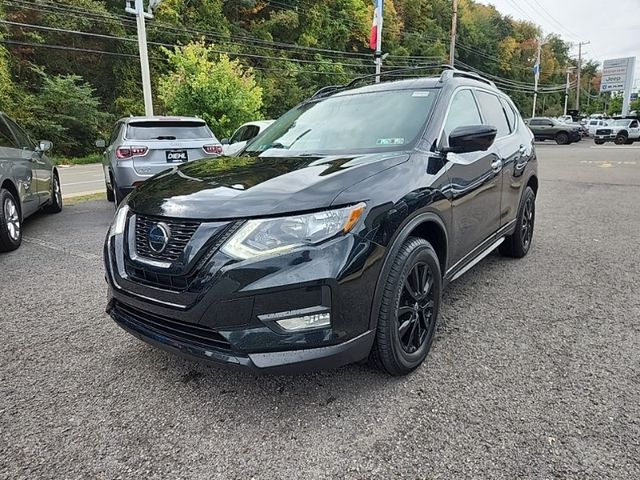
[2,142,639,479]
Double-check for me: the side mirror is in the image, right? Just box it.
[95,139,106,148]
[442,125,497,155]
[38,140,53,152]
[220,138,230,145]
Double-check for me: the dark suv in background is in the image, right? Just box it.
[525,117,581,144]
[104,67,538,375]
[0,112,61,252]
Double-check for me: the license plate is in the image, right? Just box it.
[166,150,188,162]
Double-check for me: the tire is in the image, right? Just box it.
[594,140,605,145]
[0,188,22,252]
[106,174,115,202]
[555,132,569,145]
[499,186,536,258]
[112,176,124,206]
[369,237,442,376]
[615,133,628,145]
[43,173,62,214]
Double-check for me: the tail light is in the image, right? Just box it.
[116,146,148,160]
[203,145,223,155]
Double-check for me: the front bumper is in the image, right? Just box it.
[108,298,375,373]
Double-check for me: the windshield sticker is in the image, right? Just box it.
[412,91,431,97]
[376,138,405,145]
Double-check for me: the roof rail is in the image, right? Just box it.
[439,67,496,88]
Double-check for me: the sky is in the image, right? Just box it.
[477,0,640,88]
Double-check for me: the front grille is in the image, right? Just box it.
[596,129,612,135]
[135,215,201,261]
[114,302,232,351]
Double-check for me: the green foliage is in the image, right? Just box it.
[21,71,111,157]
[158,41,263,138]
[53,153,102,165]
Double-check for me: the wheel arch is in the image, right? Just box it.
[526,174,539,196]
[368,211,449,330]
[1,178,21,218]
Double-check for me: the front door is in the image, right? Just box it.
[442,89,502,266]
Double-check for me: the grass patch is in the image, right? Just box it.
[64,192,107,206]
[54,153,102,165]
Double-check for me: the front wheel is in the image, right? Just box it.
[594,140,605,145]
[370,237,442,376]
[556,132,569,145]
[615,133,628,145]
[43,173,62,214]
[105,174,115,202]
[500,186,536,258]
[0,188,22,252]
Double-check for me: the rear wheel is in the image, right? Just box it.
[0,188,22,252]
[106,174,115,202]
[500,186,536,258]
[615,133,628,145]
[594,140,605,145]
[43,173,62,214]
[555,132,569,145]
[370,237,442,376]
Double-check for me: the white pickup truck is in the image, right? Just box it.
[594,118,640,145]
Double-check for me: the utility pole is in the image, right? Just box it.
[532,39,542,118]
[126,0,155,116]
[449,0,458,66]
[564,68,574,116]
[374,0,384,83]
[575,41,590,113]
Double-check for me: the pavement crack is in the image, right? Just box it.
[22,236,101,261]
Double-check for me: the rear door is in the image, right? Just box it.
[0,116,38,216]
[125,121,218,176]
[443,89,502,266]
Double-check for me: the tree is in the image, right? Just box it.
[158,41,263,138]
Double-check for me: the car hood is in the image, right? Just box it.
[128,152,410,219]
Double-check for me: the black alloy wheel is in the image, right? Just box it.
[615,133,628,145]
[43,173,63,213]
[370,237,442,376]
[0,188,22,252]
[556,132,569,145]
[106,174,115,202]
[499,186,536,258]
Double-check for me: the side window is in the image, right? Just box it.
[476,91,511,138]
[4,117,34,150]
[499,98,517,132]
[443,89,482,141]
[242,125,260,141]
[631,120,639,128]
[109,123,121,145]
[0,118,16,148]
[529,119,540,126]
[230,127,245,144]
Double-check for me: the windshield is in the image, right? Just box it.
[245,89,437,156]
[127,121,214,140]
[611,120,631,127]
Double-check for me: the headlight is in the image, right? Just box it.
[109,204,129,237]
[221,203,365,260]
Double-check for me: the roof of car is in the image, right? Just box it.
[119,116,206,124]
[241,120,275,128]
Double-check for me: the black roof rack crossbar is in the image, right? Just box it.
[311,64,496,99]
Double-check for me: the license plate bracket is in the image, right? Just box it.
[166,150,188,163]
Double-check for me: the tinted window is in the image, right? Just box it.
[443,89,482,140]
[109,123,121,145]
[242,125,260,141]
[246,89,437,155]
[230,126,246,144]
[631,120,639,128]
[476,91,511,137]
[5,117,34,149]
[0,118,16,148]
[500,98,517,132]
[126,121,214,140]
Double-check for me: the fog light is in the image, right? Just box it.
[276,312,331,332]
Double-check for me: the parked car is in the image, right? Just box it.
[594,118,640,145]
[0,113,61,252]
[586,119,610,137]
[97,116,223,204]
[221,120,275,156]
[557,115,573,123]
[104,68,538,375]
[525,117,582,144]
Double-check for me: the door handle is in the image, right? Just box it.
[491,159,502,172]
[518,145,527,155]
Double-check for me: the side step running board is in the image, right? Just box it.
[450,237,505,282]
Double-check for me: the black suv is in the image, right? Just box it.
[525,117,581,144]
[104,68,538,375]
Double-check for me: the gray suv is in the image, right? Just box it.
[97,116,223,204]
[0,112,61,252]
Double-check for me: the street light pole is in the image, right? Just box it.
[374,0,384,83]
[127,0,154,116]
[564,68,574,116]
[532,39,542,118]
[575,41,590,113]
[449,0,458,66]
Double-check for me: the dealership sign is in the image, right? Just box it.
[600,57,635,92]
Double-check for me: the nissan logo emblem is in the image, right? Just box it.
[148,222,171,253]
